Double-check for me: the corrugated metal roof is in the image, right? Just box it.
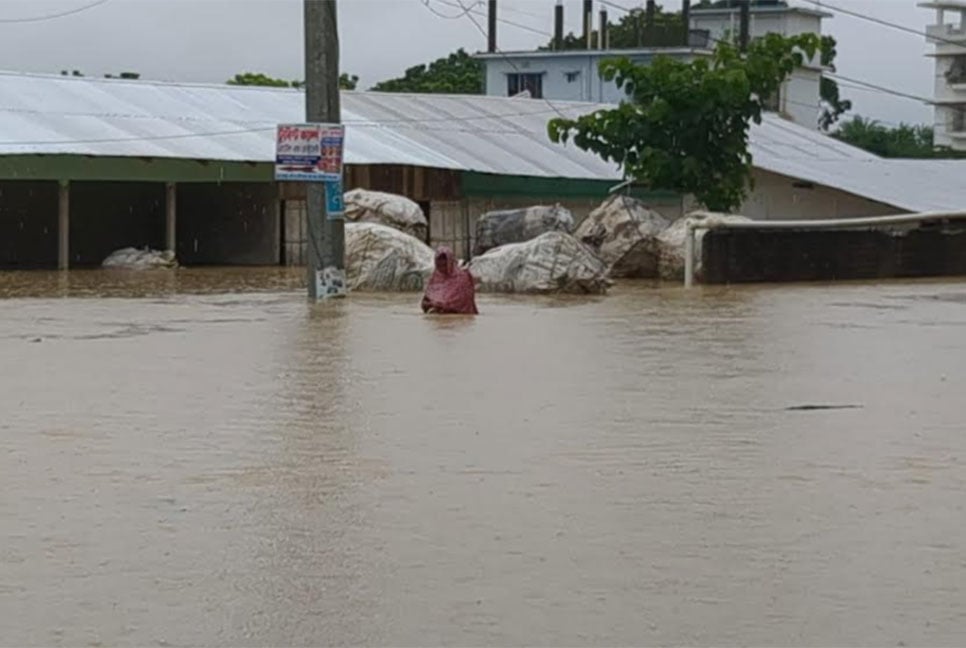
[1,71,965,212]
[0,71,619,181]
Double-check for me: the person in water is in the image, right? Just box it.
[421,247,479,314]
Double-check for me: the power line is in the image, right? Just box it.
[598,0,638,15]
[432,0,552,36]
[701,30,931,106]
[500,3,547,20]
[827,72,932,104]
[803,0,966,51]
[429,0,572,121]
[0,0,110,24]
[421,0,479,20]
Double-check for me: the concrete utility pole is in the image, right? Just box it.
[304,0,344,299]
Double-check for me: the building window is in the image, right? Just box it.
[564,71,581,83]
[951,106,966,133]
[507,73,543,98]
[946,56,966,85]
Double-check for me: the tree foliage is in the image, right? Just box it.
[832,116,965,158]
[226,72,358,90]
[818,35,851,130]
[61,69,139,79]
[371,49,483,94]
[227,72,294,88]
[548,33,820,211]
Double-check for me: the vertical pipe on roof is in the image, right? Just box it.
[739,0,750,52]
[645,0,656,46]
[599,9,609,49]
[681,0,690,46]
[554,0,564,50]
[487,0,497,53]
[583,0,593,50]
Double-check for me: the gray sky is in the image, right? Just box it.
[0,0,937,126]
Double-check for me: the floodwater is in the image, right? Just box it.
[2,268,965,647]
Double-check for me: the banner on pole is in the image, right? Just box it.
[275,123,344,182]
[325,178,345,220]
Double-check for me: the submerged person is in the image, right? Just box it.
[421,247,479,315]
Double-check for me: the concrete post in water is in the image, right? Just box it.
[684,220,695,288]
[165,182,177,254]
[304,0,344,299]
[58,180,69,271]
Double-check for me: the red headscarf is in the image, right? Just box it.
[421,247,479,314]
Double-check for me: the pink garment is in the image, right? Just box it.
[421,247,479,315]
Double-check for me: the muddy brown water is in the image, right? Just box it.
[1,268,965,646]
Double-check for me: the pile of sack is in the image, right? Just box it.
[340,188,749,295]
[102,247,177,269]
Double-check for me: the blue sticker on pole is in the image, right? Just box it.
[325,178,345,220]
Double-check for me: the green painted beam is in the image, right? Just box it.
[0,154,273,183]
[461,171,681,203]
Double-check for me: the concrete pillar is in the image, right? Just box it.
[165,182,177,253]
[57,180,69,270]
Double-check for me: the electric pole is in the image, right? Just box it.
[304,0,344,299]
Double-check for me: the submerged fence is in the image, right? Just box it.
[683,211,966,287]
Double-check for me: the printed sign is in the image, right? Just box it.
[315,266,346,299]
[275,123,345,182]
[325,178,345,220]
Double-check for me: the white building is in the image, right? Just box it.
[921,1,966,150]
[478,3,831,129]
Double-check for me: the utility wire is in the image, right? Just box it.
[432,0,552,36]
[827,72,932,104]
[435,0,573,120]
[0,0,110,24]
[421,0,480,20]
[804,0,966,51]
[598,0,638,15]
[500,3,547,20]
[701,30,931,106]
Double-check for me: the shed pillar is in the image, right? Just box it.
[57,180,70,270]
[165,182,177,253]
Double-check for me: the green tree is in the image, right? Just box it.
[226,72,358,90]
[548,33,820,211]
[545,3,850,131]
[339,73,359,90]
[371,49,483,94]
[832,116,963,158]
[818,35,851,130]
[227,72,294,88]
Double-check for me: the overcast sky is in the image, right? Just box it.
[0,0,939,126]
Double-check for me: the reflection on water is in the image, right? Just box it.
[1,268,966,646]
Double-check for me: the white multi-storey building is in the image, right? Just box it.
[921,1,966,150]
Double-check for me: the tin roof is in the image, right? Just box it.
[0,71,965,212]
[0,71,619,181]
